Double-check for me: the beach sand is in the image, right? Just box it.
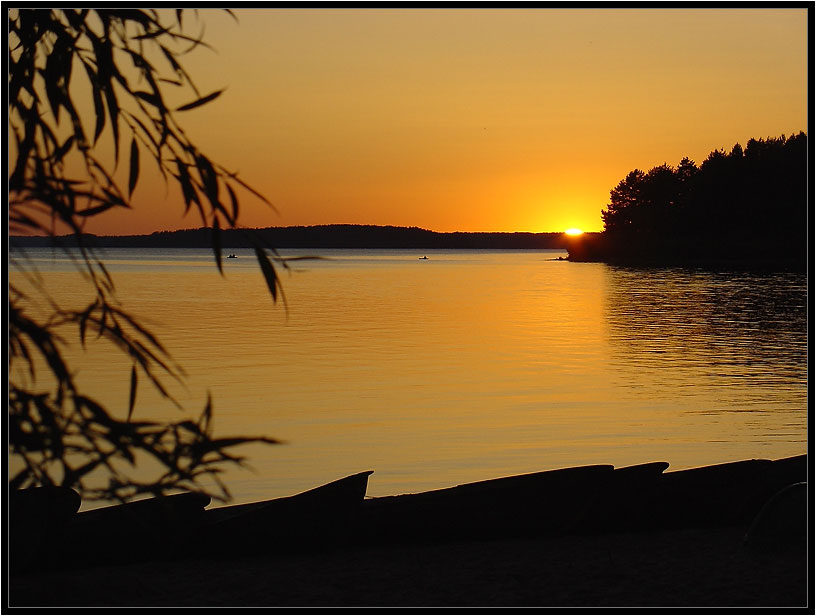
[9,524,807,609]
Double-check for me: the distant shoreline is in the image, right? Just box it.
[11,224,805,271]
[9,224,594,251]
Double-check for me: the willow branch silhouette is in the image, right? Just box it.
[9,8,283,503]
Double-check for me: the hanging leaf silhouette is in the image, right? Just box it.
[104,87,120,163]
[212,217,223,275]
[128,138,140,197]
[254,247,278,302]
[175,160,199,214]
[226,182,239,225]
[176,89,224,112]
[128,365,138,421]
[52,136,75,163]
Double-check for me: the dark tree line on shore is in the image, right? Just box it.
[568,132,808,268]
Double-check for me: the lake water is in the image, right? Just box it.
[10,247,808,507]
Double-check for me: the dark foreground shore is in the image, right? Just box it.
[9,524,807,608]
[8,456,809,609]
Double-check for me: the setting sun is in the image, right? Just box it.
[564,228,584,236]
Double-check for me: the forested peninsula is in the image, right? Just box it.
[567,132,808,270]
[11,225,586,250]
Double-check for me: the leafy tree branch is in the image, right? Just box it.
[9,8,283,503]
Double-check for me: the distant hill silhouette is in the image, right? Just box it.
[568,132,807,270]
[11,225,591,250]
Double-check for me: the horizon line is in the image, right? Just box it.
[11,223,603,239]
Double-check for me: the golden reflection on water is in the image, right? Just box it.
[11,249,807,505]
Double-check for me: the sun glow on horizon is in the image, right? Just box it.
[564,228,584,236]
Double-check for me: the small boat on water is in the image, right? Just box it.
[227,254,237,259]
[419,256,428,260]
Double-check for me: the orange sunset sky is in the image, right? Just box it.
[55,8,809,236]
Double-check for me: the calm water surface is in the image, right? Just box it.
[11,248,808,506]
